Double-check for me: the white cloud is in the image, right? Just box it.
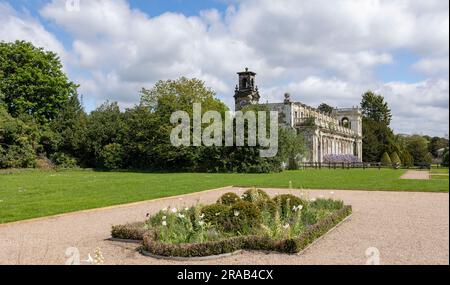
[0,2,67,61]
[412,57,449,77]
[0,0,448,136]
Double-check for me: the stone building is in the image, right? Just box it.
[234,68,363,162]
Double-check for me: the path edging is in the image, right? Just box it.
[0,186,234,228]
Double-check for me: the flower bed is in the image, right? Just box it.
[111,188,352,258]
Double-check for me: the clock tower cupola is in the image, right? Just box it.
[234,68,260,111]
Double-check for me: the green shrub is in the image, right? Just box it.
[50,152,78,168]
[111,222,147,240]
[380,152,392,166]
[241,188,271,203]
[1,144,36,168]
[424,153,433,165]
[401,151,414,167]
[255,199,278,215]
[273,194,307,218]
[442,149,449,167]
[201,204,231,226]
[217,192,241,205]
[99,143,123,170]
[390,151,401,166]
[225,201,262,234]
[0,107,39,169]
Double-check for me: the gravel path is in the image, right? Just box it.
[401,170,430,180]
[0,187,448,265]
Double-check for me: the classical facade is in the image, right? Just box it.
[234,68,363,162]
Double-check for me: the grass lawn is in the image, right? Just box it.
[431,168,449,174]
[431,175,449,180]
[0,168,448,224]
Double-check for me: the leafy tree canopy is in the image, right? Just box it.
[140,77,228,116]
[362,117,395,162]
[428,136,449,157]
[317,103,334,115]
[405,135,432,165]
[361,91,392,125]
[0,41,78,123]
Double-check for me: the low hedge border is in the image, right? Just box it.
[141,205,352,258]
[111,222,147,241]
[141,248,245,262]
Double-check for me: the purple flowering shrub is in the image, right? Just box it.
[323,154,360,163]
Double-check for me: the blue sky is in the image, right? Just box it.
[0,0,448,136]
[128,0,230,16]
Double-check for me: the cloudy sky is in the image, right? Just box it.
[0,0,448,136]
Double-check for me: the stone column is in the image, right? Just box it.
[313,135,317,162]
[320,136,323,162]
[326,138,330,155]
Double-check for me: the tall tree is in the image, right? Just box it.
[48,94,88,160]
[428,136,449,157]
[405,135,432,165]
[85,102,126,168]
[0,41,78,123]
[317,103,334,115]
[360,91,395,162]
[0,105,40,168]
[361,91,392,125]
[140,77,228,171]
[362,118,394,162]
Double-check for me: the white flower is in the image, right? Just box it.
[184,207,189,211]
[162,216,167,220]
[162,221,167,226]
[310,198,316,202]
[215,212,221,216]
[293,205,303,212]
[178,213,186,219]
[234,211,240,217]
[171,208,178,213]
[162,207,168,212]
[198,221,205,226]
[283,224,290,229]
[199,213,205,219]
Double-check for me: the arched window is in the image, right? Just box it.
[242,77,248,89]
[341,117,350,128]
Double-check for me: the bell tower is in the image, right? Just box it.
[234,68,260,111]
